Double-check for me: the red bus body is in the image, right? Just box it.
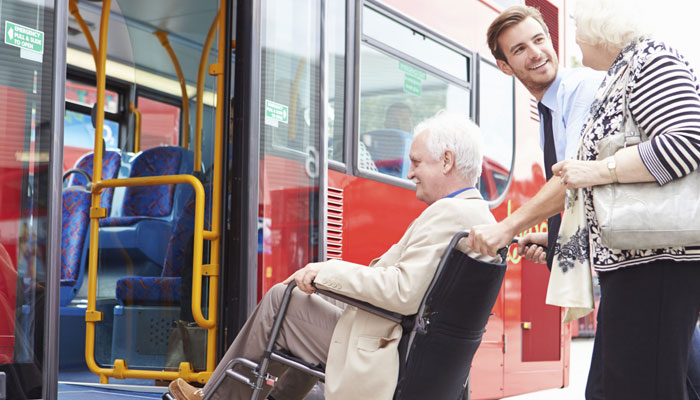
[257,1,571,398]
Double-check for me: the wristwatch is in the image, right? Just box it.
[607,156,618,183]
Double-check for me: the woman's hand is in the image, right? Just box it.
[552,159,610,189]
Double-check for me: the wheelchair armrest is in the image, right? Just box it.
[313,286,405,325]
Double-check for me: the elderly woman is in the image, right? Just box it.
[552,0,700,398]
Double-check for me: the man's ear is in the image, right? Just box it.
[497,59,514,76]
[442,150,455,174]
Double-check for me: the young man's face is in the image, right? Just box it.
[496,17,558,99]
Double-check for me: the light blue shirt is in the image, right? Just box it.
[539,68,605,161]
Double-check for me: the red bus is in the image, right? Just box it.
[0,0,574,398]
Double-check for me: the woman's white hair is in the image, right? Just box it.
[574,0,653,51]
[414,111,484,186]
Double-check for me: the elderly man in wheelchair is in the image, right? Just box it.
[167,111,506,400]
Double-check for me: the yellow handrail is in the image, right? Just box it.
[129,101,142,152]
[82,0,225,384]
[195,11,220,172]
[188,1,227,373]
[85,175,216,383]
[84,0,111,384]
[154,30,191,151]
[68,0,98,70]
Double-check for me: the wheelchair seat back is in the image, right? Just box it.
[393,240,507,400]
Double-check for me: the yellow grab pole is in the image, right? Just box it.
[191,2,226,374]
[206,0,227,372]
[129,101,142,152]
[194,12,219,172]
[84,0,111,383]
[68,0,99,70]
[154,30,190,150]
[88,175,212,383]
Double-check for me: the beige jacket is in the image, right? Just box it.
[314,189,497,400]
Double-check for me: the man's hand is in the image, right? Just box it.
[282,263,323,294]
[518,232,548,264]
[466,222,517,257]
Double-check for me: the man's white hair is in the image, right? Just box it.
[414,111,484,186]
[574,0,653,51]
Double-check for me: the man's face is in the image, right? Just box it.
[385,108,413,132]
[407,130,445,205]
[496,17,558,99]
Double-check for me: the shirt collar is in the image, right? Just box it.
[444,187,476,199]
[540,70,566,112]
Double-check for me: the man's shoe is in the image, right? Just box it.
[168,378,203,400]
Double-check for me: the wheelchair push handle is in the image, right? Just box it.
[462,229,547,254]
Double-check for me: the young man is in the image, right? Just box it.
[169,111,497,400]
[467,5,700,399]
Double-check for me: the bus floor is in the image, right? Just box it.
[58,367,166,399]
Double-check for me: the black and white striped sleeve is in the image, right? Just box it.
[628,50,700,185]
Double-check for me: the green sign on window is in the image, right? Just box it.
[264,100,289,128]
[403,75,422,97]
[4,21,44,54]
[399,61,427,81]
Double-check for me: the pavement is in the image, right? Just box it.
[503,338,594,400]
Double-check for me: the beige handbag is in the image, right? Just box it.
[592,68,700,250]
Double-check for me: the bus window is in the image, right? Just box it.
[357,5,471,181]
[64,80,121,170]
[66,80,119,113]
[357,46,470,180]
[477,58,514,202]
[136,95,181,150]
[327,0,346,164]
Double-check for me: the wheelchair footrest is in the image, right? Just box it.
[270,350,326,380]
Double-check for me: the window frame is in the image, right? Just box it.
[65,67,131,150]
[350,0,475,189]
[134,86,184,150]
[475,55,516,207]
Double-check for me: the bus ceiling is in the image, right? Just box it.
[65,0,227,103]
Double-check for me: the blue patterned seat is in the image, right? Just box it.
[97,146,194,268]
[115,185,212,306]
[100,146,183,226]
[59,188,91,305]
[67,150,121,212]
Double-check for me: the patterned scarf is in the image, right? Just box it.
[545,40,638,322]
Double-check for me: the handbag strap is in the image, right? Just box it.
[621,62,646,147]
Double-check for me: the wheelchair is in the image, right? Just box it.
[166,231,513,400]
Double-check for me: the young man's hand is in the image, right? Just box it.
[283,263,323,294]
[518,232,548,264]
[466,222,517,257]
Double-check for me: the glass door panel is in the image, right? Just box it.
[258,0,321,296]
[0,0,56,398]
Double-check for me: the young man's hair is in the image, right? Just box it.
[486,5,550,62]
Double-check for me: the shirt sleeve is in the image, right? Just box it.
[629,50,700,184]
[562,71,604,160]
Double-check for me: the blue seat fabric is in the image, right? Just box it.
[67,150,121,212]
[115,185,212,306]
[60,189,91,287]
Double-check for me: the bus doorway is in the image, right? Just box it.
[56,0,240,397]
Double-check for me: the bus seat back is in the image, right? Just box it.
[59,188,91,305]
[67,150,121,212]
[115,184,212,306]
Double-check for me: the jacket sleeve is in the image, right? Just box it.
[630,50,700,184]
[313,199,492,315]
